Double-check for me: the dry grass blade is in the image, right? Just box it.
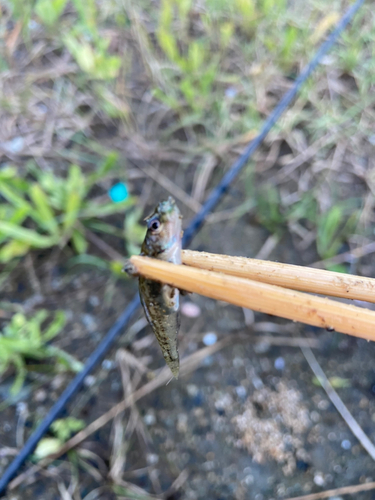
[182,250,375,303]
[285,480,375,500]
[109,350,131,483]
[313,241,375,268]
[273,131,335,182]
[130,256,375,341]
[57,481,73,500]
[254,234,280,260]
[301,345,375,461]
[8,338,232,491]
[139,163,202,213]
[84,227,126,264]
[191,154,217,203]
[163,469,189,498]
[255,336,320,348]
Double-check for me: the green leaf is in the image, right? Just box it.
[45,346,84,372]
[71,0,97,34]
[200,62,218,96]
[35,0,68,25]
[0,181,32,211]
[91,54,121,80]
[9,206,30,226]
[34,438,62,459]
[313,376,351,388]
[124,209,146,244]
[0,221,57,248]
[0,166,17,180]
[180,78,196,106]
[177,0,192,19]
[219,22,234,49]
[234,0,256,19]
[0,206,29,245]
[9,355,26,395]
[64,35,96,73]
[37,172,65,210]
[316,205,343,259]
[329,376,351,388]
[42,311,66,342]
[51,417,85,442]
[157,28,180,64]
[63,33,121,79]
[326,263,348,273]
[256,184,285,233]
[152,88,180,109]
[84,220,124,237]
[159,0,173,29]
[80,197,135,218]
[29,183,59,236]
[68,254,110,269]
[71,228,88,254]
[63,164,85,233]
[281,25,298,65]
[87,152,119,186]
[0,240,30,262]
[188,41,205,72]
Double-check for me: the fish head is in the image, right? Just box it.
[142,197,182,258]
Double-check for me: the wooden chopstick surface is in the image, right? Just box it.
[130,255,375,342]
[182,250,375,303]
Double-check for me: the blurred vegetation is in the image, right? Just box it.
[0,156,137,262]
[34,416,85,459]
[1,0,373,272]
[0,309,82,395]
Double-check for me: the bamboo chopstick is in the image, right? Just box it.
[182,250,375,303]
[130,255,375,342]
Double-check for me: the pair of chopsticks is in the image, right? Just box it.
[129,250,375,341]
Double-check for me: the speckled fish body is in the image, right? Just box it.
[138,197,182,379]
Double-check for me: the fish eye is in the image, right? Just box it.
[149,219,161,232]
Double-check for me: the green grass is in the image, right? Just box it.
[0,309,83,395]
[2,1,374,265]
[0,157,137,262]
[34,416,86,459]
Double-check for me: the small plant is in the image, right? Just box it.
[254,185,360,271]
[316,203,359,266]
[8,0,122,81]
[255,184,285,234]
[0,155,135,263]
[0,309,83,395]
[34,416,86,459]
[153,0,233,113]
[63,29,122,80]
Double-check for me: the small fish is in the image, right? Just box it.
[125,197,183,379]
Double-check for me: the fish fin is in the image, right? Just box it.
[169,365,179,380]
[123,260,139,277]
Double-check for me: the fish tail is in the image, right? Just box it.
[169,361,179,379]
[162,350,179,379]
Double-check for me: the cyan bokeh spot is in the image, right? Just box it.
[109,182,129,203]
